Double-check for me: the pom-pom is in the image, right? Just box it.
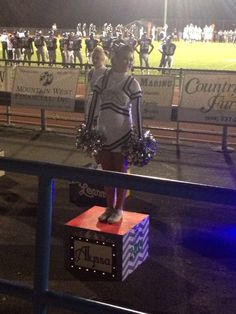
[122,130,158,167]
[75,123,105,157]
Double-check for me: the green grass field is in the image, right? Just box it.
[138,41,236,70]
[2,40,236,71]
[57,40,236,71]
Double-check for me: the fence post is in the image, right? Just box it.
[4,64,11,125]
[221,125,234,152]
[212,125,234,152]
[222,125,228,151]
[6,105,11,125]
[33,176,54,314]
[40,108,47,131]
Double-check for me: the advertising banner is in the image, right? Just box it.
[11,67,79,111]
[179,72,236,125]
[135,75,175,121]
[0,66,15,92]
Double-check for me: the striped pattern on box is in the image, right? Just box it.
[122,216,149,280]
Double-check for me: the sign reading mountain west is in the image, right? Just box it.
[11,67,79,111]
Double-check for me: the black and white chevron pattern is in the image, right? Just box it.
[122,216,149,280]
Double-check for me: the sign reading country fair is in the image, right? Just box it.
[135,75,174,121]
[11,67,79,111]
[179,72,236,125]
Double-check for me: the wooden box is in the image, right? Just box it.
[65,206,149,281]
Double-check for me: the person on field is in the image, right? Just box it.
[21,30,34,66]
[135,32,154,72]
[85,33,99,65]
[59,32,67,67]
[86,45,143,224]
[1,29,8,62]
[100,32,113,58]
[6,34,13,65]
[11,31,22,63]
[159,35,176,69]
[73,33,83,68]
[45,30,57,66]
[34,30,45,66]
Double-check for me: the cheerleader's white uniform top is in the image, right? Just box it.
[87,69,143,152]
[84,65,107,120]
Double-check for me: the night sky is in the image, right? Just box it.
[1,0,236,30]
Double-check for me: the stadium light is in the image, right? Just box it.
[164,0,168,26]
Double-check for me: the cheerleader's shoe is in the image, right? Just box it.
[98,207,114,223]
[107,209,123,224]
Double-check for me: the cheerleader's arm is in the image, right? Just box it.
[86,90,100,130]
[131,95,143,139]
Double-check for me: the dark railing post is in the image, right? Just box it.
[222,125,228,151]
[33,175,54,314]
[40,109,47,131]
[213,125,234,152]
[6,105,11,125]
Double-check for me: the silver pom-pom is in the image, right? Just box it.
[122,130,158,167]
[75,123,105,157]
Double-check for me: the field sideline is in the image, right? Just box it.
[1,40,236,71]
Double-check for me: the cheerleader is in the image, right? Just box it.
[85,46,107,122]
[86,45,143,224]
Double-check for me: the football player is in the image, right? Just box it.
[45,30,57,66]
[111,33,126,55]
[34,30,45,66]
[1,29,8,62]
[7,34,13,65]
[125,32,137,52]
[100,33,113,58]
[11,31,21,63]
[85,33,98,65]
[135,32,154,71]
[159,36,176,70]
[82,23,87,37]
[65,32,75,67]
[21,30,34,66]
[73,33,83,68]
[59,33,67,67]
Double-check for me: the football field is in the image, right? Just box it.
[136,41,236,71]
[58,40,236,71]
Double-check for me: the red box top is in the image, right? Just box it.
[65,206,149,235]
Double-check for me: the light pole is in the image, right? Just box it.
[164,0,168,26]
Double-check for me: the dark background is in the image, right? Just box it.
[1,0,236,30]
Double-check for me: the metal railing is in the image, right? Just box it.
[0,62,236,150]
[0,157,236,313]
